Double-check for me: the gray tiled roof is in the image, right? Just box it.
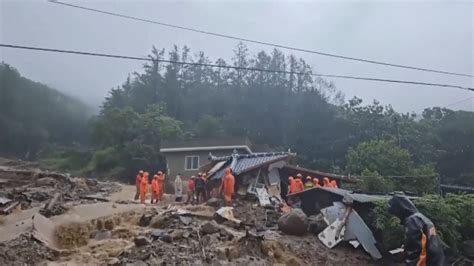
[233,154,289,175]
[209,152,291,180]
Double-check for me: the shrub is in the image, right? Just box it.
[359,169,394,193]
[370,193,471,253]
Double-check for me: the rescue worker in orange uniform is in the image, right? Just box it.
[156,171,165,202]
[312,177,321,188]
[304,176,314,189]
[222,168,235,206]
[388,195,444,266]
[323,177,332,188]
[294,174,305,193]
[331,180,339,188]
[140,172,149,204]
[134,170,143,200]
[151,174,159,204]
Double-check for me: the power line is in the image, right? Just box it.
[1,43,473,91]
[48,0,473,78]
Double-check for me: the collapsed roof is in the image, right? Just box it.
[205,151,295,181]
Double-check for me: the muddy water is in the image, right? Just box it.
[0,206,40,242]
[50,202,143,224]
[0,183,144,243]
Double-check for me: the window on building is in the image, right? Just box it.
[185,155,199,170]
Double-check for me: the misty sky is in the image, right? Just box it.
[1,0,473,113]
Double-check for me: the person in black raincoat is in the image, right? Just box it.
[388,195,445,266]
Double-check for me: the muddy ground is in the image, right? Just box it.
[0,158,391,265]
[1,201,382,266]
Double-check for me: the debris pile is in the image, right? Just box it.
[0,165,120,216]
[0,234,58,265]
[0,158,398,265]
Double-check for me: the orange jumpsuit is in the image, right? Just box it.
[294,178,304,193]
[140,172,149,204]
[151,176,159,203]
[157,173,165,201]
[331,180,338,188]
[323,177,333,188]
[223,168,235,206]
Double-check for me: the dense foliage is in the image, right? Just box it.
[1,43,473,186]
[94,43,473,184]
[0,63,90,160]
[348,140,438,194]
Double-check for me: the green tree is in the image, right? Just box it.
[0,63,89,160]
[346,140,413,176]
[90,104,182,180]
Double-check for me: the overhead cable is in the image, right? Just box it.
[1,43,473,91]
[48,0,473,78]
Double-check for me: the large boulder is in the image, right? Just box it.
[277,209,308,236]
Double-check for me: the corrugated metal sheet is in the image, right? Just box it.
[292,187,390,203]
[208,161,227,176]
[0,196,12,205]
[211,167,227,181]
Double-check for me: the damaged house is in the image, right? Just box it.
[202,151,295,203]
[200,150,403,260]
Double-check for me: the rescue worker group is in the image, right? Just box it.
[134,168,235,206]
[134,170,336,206]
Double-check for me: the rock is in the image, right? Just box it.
[134,236,150,247]
[170,229,184,240]
[463,240,474,259]
[94,230,112,240]
[160,234,173,243]
[149,215,167,229]
[107,257,120,266]
[179,216,192,225]
[150,229,165,240]
[138,214,152,227]
[183,231,191,238]
[112,204,117,208]
[201,221,219,235]
[206,198,221,207]
[308,214,327,235]
[277,209,308,236]
[35,177,57,187]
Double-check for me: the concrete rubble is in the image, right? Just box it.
[0,163,120,217]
